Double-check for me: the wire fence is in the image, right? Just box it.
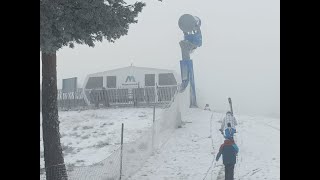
[41,84,190,180]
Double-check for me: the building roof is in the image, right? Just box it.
[87,66,176,76]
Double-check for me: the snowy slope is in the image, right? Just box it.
[128,109,280,180]
[40,107,162,169]
[231,115,280,180]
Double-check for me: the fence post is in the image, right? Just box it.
[74,89,76,109]
[152,105,155,152]
[120,123,124,180]
[176,94,182,128]
[68,92,71,110]
[154,83,158,104]
[61,92,64,110]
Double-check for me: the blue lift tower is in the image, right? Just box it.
[178,14,202,108]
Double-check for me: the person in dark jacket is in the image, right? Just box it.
[216,137,239,180]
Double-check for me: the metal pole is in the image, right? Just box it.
[152,106,155,151]
[74,89,76,109]
[153,105,156,122]
[119,123,124,180]
[68,92,71,110]
[154,83,158,104]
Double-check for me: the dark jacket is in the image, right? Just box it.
[216,139,239,165]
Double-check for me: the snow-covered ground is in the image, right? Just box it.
[128,109,280,180]
[40,107,279,180]
[40,107,162,169]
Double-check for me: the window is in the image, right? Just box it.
[62,77,77,93]
[85,77,103,89]
[145,74,155,86]
[107,76,117,88]
[158,73,177,86]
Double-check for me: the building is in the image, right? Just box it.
[82,66,181,106]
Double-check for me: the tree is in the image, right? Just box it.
[40,0,146,179]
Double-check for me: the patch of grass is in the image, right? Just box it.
[99,132,107,136]
[94,141,109,148]
[62,144,75,154]
[60,133,67,138]
[92,162,104,166]
[103,177,117,180]
[90,114,98,118]
[76,159,85,163]
[66,163,75,172]
[70,132,79,137]
[138,142,148,150]
[82,126,94,130]
[100,123,107,128]
[81,134,90,139]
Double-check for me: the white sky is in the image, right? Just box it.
[40,0,280,117]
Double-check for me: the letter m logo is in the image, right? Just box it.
[125,76,136,82]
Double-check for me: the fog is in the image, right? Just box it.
[40,0,279,118]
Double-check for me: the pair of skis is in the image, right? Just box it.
[228,97,234,116]
[219,97,234,135]
[228,97,237,136]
